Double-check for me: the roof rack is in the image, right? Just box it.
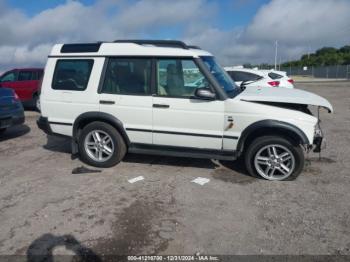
[113,40,189,49]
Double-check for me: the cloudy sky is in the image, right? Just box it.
[0,0,349,72]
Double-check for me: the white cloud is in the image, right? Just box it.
[186,0,350,65]
[0,0,349,71]
[245,0,350,45]
[116,0,215,32]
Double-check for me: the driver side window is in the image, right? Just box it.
[157,59,209,97]
[52,59,94,91]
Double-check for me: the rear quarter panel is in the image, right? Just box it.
[40,57,104,136]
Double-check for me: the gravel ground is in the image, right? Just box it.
[0,82,349,259]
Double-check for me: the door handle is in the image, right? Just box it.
[99,100,115,105]
[153,104,170,108]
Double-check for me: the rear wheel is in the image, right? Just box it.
[78,122,126,168]
[32,94,40,112]
[245,136,304,181]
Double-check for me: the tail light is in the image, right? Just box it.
[14,92,19,100]
[268,81,280,87]
[288,79,294,84]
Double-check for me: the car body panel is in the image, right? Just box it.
[222,98,318,150]
[0,88,25,129]
[40,58,102,136]
[0,68,43,103]
[260,70,294,89]
[238,86,333,112]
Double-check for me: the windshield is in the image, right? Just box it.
[201,56,240,98]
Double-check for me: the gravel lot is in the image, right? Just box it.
[0,82,349,258]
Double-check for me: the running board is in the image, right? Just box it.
[128,143,237,161]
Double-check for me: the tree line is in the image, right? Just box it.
[243,45,350,69]
[282,45,350,67]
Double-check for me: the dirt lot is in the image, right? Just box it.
[0,82,350,258]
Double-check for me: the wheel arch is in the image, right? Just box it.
[73,112,130,148]
[236,120,309,155]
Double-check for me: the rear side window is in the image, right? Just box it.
[0,71,17,82]
[52,60,94,91]
[228,71,262,82]
[18,71,33,81]
[101,58,151,95]
[31,71,43,80]
[268,72,283,79]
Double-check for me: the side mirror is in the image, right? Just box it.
[194,88,216,100]
[240,80,249,90]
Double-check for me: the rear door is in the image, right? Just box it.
[14,70,37,101]
[98,57,153,144]
[152,58,224,149]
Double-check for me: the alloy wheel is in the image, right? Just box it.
[84,130,115,162]
[254,144,295,180]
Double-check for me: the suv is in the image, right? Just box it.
[0,68,44,110]
[37,40,333,181]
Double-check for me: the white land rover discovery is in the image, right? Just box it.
[37,40,333,181]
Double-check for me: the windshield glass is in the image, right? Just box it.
[201,56,240,98]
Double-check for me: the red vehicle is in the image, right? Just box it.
[0,68,43,110]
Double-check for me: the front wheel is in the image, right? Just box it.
[78,121,126,168]
[245,136,304,181]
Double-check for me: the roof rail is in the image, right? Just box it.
[113,40,189,49]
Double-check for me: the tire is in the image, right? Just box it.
[32,94,40,112]
[244,136,304,181]
[78,121,126,168]
[0,128,6,134]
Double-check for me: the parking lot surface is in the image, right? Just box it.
[0,82,350,257]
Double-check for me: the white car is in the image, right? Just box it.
[224,67,278,89]
[225,67,294,89]
[37,40,332,181]
[260,70,294,89]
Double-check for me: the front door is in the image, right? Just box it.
[152,58,224,150]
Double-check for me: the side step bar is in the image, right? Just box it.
[128,143,237,161]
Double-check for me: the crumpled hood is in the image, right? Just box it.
[237,86,333,113]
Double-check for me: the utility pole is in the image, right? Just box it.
[274,40,278,70]
[279,56,282,71]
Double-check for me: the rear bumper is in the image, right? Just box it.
[0,111,25,129]
[36,116,52,135]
